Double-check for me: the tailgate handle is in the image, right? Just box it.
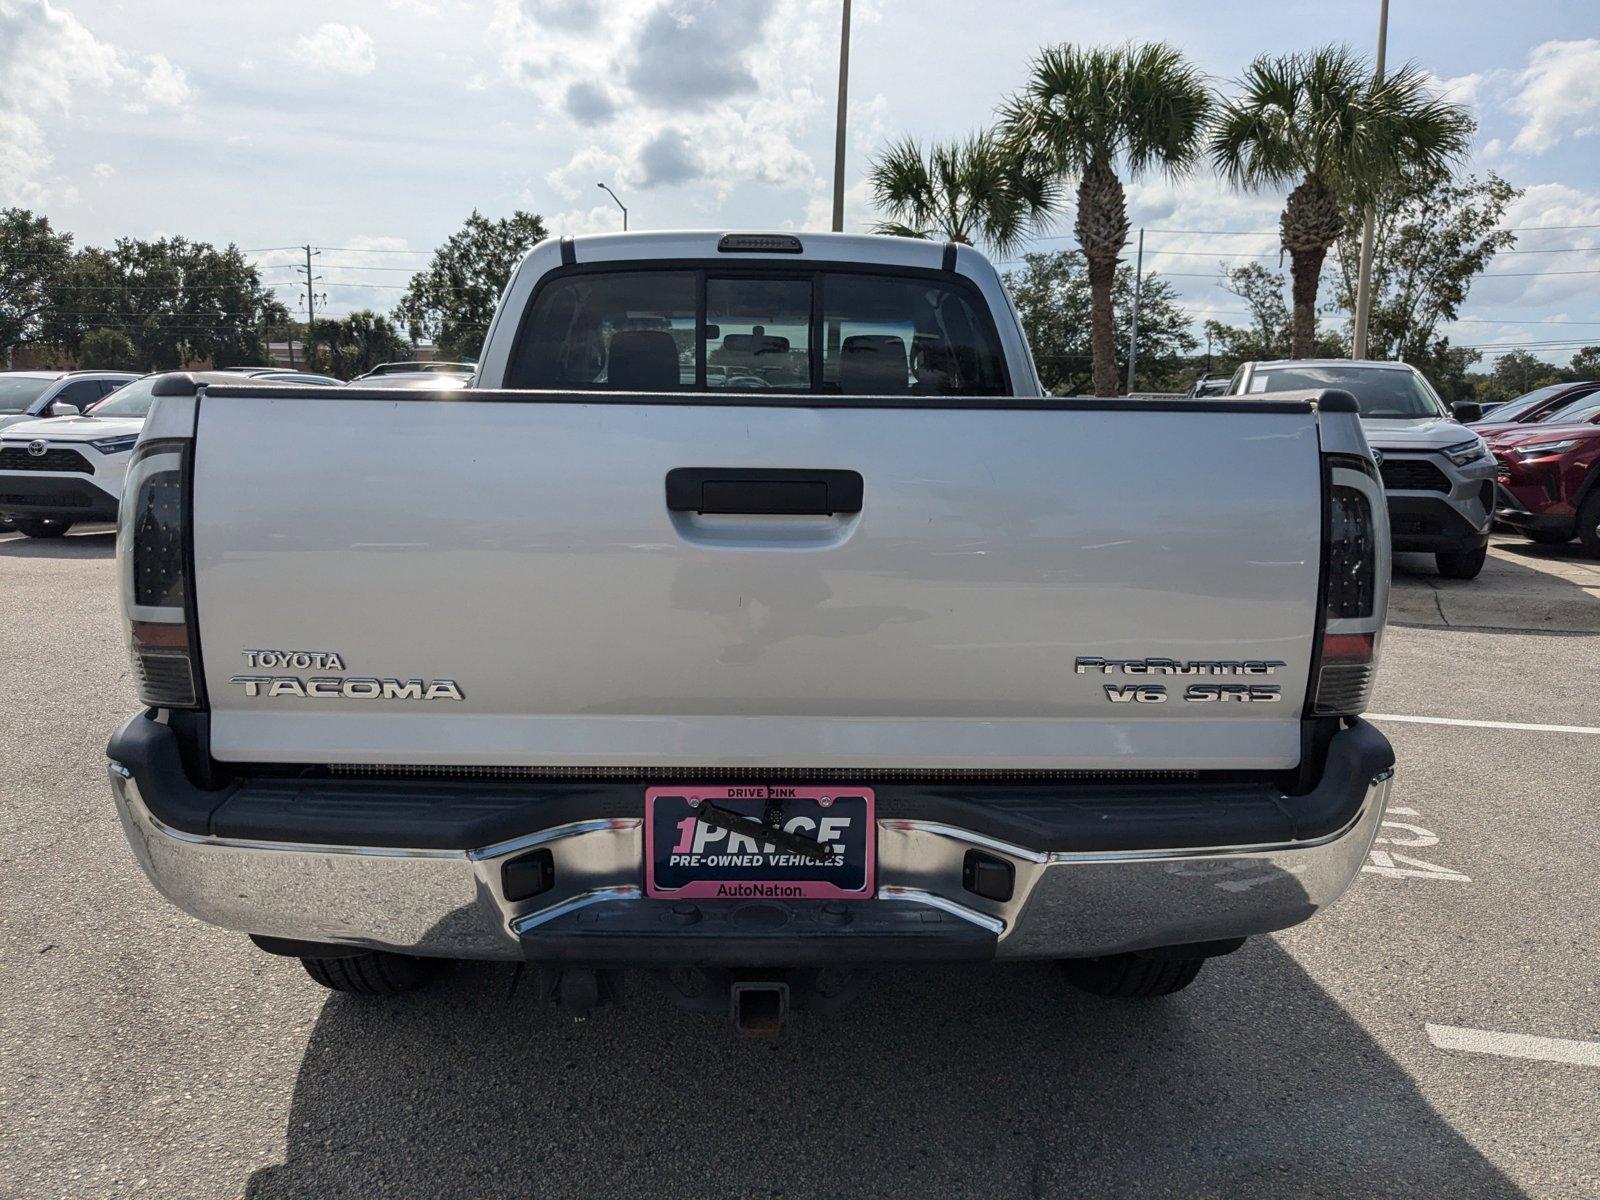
[666,468,863,516]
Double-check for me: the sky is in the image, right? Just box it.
[3,0,1599,367]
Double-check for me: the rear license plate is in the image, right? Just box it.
[644,785,875,900]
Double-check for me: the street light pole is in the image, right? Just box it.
[1351,0,1390,360]
[1126,227,1144,394]
[597,182,628,231]
[830,0,851,232]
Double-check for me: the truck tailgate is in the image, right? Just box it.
[192,392,1324,770]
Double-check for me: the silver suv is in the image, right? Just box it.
[1229,360,1496,579]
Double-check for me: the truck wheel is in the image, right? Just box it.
[1579,492,1600,558]
[12,518,72,538]
[299,950,446,995]
[1435,542,1488,579]
[1059,952,1204,998]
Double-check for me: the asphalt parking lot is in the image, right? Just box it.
[2,529,1596,1199]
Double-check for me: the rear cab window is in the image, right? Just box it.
[506,264,1009,396]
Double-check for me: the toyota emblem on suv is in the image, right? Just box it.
[26,440,46,457]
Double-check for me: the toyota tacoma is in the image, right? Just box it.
[107,232,1394,1029]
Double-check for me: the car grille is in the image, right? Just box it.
[1378,458,1451,492]
[0,446,93,474]
[0,484,103,510]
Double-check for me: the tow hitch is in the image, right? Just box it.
[648,966,863,1035]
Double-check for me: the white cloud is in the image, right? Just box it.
[495,0,830,207]
[134,54,191,109]
[0,0,189,204]
[91,161,115,178]
[1507,39,1600,155]
[295,23,377,78]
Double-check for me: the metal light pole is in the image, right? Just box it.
[830,0,852,232]
[1125,228,1144,394]
[597,182,628,231]
[1351,0,1390,360]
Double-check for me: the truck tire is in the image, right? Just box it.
[1435,542,1488,579]
[299,950,446,995]
[1579,492,1600,559]
[12,518,72,538]
[1059,952,1204,998]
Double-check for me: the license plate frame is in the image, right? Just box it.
[644,785,876,901]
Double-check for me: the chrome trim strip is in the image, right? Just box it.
[471,818,643,861]
[886,797,1375,867]
[509,885,644,934]
[876,885,1007,935]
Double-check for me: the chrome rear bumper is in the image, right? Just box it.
[110,762,1391,963]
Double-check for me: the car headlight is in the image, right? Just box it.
[1441,437,1488,466]
[1512,439,1579,458]
[88,434,139,454]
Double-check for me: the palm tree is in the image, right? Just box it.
[1211,46,1473,359]
[866,132,1058,257]
[1000,43,1212,396]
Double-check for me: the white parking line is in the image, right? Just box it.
[1426,1023,1600,1068]
[1369,714,1600,735]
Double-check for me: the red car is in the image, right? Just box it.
[1489,395,1600,554]
[1471,379,1599,434]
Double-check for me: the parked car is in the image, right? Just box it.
[106,230,1394,1030]
[0,370,139,432]
[254,372,345,387]
[1467,380,1600,438]
[0,371,317,538]
[1488,395,1600,555]
[1229,359,1496,579]
[354,361,475,380]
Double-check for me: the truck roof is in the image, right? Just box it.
[555,230,966,273]
[1247,358,1417,372]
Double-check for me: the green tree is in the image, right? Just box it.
[305,309,411,377]
[1201,262,1345,376]
[1204,263,1293,369]
[1004,250,1198,394]
[1324,165,1512,400]
[866,132,1058,255]
[78,328,139,370]
[395,210,548,360]
[0,209,74,366]
[1473,350,1560,404]
[1001,43,1212,396]
[1565,346,1600,380]
[46,238,285,369]
[1210,46,1473,358]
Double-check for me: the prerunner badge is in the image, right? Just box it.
[644,785,875,900]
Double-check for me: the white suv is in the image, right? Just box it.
[0,370,298,538]
[0,370,139,432]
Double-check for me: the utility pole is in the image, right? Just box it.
[296,245,322,368]
[1351,0,1390,360]
[830,0,852,231]
[1125,227,1144,394]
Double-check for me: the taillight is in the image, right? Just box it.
[1312,460,1388,716]
[118,439,203,708]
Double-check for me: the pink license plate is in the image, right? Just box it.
[644,785,876,900]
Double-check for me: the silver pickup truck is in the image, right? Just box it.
[108,231,1394,1030]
